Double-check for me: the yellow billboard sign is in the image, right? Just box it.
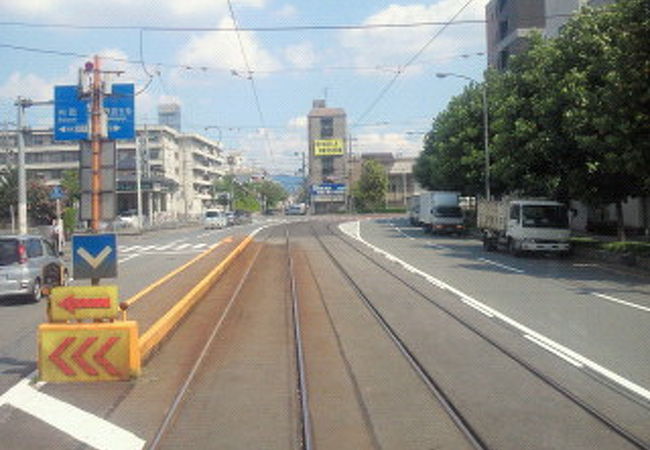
[49,285,119,322]
[39,321,140,382]
[314,139,344,156]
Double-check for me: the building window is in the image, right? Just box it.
[321,157,334,176]
[499,20,509,40]
[321,117,334,138]
[498,0,507,12]
[498,49,510,70]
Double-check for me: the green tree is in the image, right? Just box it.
[0,166,18,223]
[552,0,650,239]
[27,179,56,225]
[415,84,487,196]
[60,169,80,205]
[254,180,288,211]
[352,160,388,212]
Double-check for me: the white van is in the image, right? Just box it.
[203,210,227,229]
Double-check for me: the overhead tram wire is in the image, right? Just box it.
[0,19,486,32]
[353,0,478,128]
[0,42,485,76]
[0,15,587,32]
[226,0,274,158]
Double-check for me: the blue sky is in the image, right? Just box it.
[0,0,488,174]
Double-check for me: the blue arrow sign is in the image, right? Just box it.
[105,83,135,140]
[72,234,118,280]
[50,185,65,200]
[53,83,135,141]
[54,85,88,141]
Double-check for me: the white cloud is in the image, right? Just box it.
[284,42,317,69]
[339,0,487,74]
[275,4,298,18]
[287,116,307,129]
[178,17,281,75]
[0,72,53,101]
[353,132,422,158]
[0,0,266,23]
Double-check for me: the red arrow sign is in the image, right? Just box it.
[72,337,99,376]
[94,336,121,377]
[49,337,76,376]
[48,336,122,377]
[58,295,111,313]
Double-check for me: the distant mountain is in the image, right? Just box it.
[272,174,303,193]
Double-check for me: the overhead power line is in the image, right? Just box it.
[0,19,486,32]
[353,0,478,127]
[0,42,484,76]
[226,0,273,158]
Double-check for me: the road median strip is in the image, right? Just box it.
[138,235,253,360]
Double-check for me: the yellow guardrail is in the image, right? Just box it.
[138,235,253,360]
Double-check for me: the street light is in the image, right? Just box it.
[436,72,490,200]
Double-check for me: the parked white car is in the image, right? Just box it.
[203,210,227,229]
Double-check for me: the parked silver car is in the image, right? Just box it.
[203,210,227,229]
[0,235,68,302]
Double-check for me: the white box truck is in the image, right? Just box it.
[407,195,420,225]
[478,198,571,255]
[420,191,465,235]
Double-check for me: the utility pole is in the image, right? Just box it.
[15,98,28,235]
[144,123,152,226]
[15,97,54,234]
[90,55,103,232]
[136,129,143,230]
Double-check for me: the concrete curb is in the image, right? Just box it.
[138,235,253,361]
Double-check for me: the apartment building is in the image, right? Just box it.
[486,0,616,70]
[307,99,348,214]
[0,125,227,222]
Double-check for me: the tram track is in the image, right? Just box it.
[145,218,646,449]
[309,222,487,450]
[321,221,649,449]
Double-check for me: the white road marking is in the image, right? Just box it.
[118,254,140,263]
[0,374,145,450]
[478,257,525,274]
[592,292,650,313]
[524,335,583,368]
[176,243,191,250]
[192,243,207,249]
[339,221,650,402]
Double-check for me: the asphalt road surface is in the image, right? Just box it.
[0,216,648,449]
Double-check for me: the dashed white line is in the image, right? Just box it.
[339,220,650,402]
[591,292,650,313]
[478,257,525,274]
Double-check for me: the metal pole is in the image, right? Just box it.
[90,55,102,232]
[482,85,490,201]
[16,98,27,234]
[144,123,152,226]
[136,129,143,230]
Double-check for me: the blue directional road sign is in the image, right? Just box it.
[72,234,118,280]
[54,85,88,141]
[50,185,65,200]
[105,83,135,140]
[53,83,135,141]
